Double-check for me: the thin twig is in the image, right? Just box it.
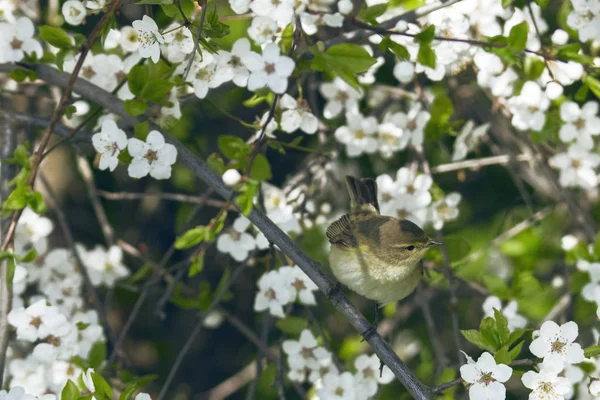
[417,282,446,378]
[436,230,463,365]
[203,359,263,400]
[246,313,272,400]
[182,0,208,81]
[97,189,232,209]
[39,174,116,351]
[431,154,534,174]
[459,206,555,266]
[158,262,248,399]
[76,157,115,246]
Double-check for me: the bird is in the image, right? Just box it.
[326,175,439,307]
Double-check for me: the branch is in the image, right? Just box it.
[0,63,434,399]
[0,109,17,386]
[431,154,534,174]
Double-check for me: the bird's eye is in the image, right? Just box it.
[405,245,415,251]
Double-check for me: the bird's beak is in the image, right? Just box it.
[427,240,441,247]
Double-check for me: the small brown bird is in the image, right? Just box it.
[326,176,438,305]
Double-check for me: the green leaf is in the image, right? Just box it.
[508,21,528,51]
[64,105,77,120]
[13,145,29,166]
[128,65,148,96]
[88,342,107,369]
[207,153,226,174]
[359,3,388,23]
[18,248,37,263]
[324,44,377,73]
[483,275,509,297]
[218,135,251,161]
[119,384,137,400]
[6,257,16,290]
[123,99,147,117]
[494,346,512,364]
[524,57,545,80]
[379,36,410,60]
[142,80,174,102]
[584,345,600,358]
[90,372,113,400]
[250,154,272,181]
[175,226,206,249]
[584,76,600,100]
[417,44,436,68]
[28,191,46,214]
[415,25,436,43]
[424,93,453,140]
[480,316,502,350]
[134,121,149,139]
[3,186,30,211]
[276,317,309,335]
[508,340,524,361]
[493,308,510,345]
[61,379,81,400]
[10,68,28,82]
[204,6,231,39]
[507,328,529,347]
[188,253,205,277]
[0,251,14,262]
[460,329,495,352]
[38,26,74,49]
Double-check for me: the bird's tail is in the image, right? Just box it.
[345,175,380,215]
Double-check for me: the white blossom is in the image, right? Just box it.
[80,245,130,287]
[452,121,490,161]
[460,352,512,400]
[385,104,430,148]
[529,321,585,365]
[549,144,600,189]
[279,94,318,134]
[244,43,295,94]
[279,265,318,305]
[353,354,394,397]
[92,119,128,171]
[62,1,86,25]
[318,372,357,400]
[319,78,362,119]
[558,101,600,150]
[132,15,165,63]
[128,131,177,180]
[283,329,331,382]
[216,38,252,87]
[522,358,572,400]
[335,112,379,157]
[254,269,294,317]
[216,229,256,262]
[0,17,43,63]
[431,193,461,230]
[7,300,69,342]
[162,25,194,63]
[247,16,278,45]
[507,81,549,131]
[567,0,600,42]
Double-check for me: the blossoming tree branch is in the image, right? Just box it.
[0,0,600,399]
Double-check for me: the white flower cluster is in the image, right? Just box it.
[0,17,42,63]
[549,101,600,189]
[217,215,269,262]
[0,386,56,400]
[4,208,132,396]
[282,329,394,398]
[567,0,600,42]
[253,266,318,318]
[376,167,461,230]
[230,0,344,42]
[578,260,600,319]
[92,120,178,180]
[62,0,106,26]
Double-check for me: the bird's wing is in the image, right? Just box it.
[326,214,358,248]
